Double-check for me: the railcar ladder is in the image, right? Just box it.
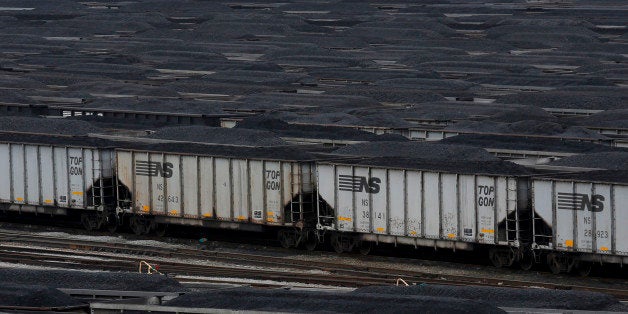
[504,186,520,244]
[288,166,314,224]
[90,156,114,211]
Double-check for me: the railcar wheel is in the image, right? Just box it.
[330,233,344,253]
[106,222,119,234]
[575,261,592,277]
[358,241,372,256]
[547,253,562,275]
[489,248,502,268]
[519,249,534,271]
[154,224,168,237]
[278,230,291,249]
[129,216,150,235]
[81,213,98,231]
[304,231,318,251]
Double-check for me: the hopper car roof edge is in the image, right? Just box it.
[316,159,530,177]
[114,147,320,162]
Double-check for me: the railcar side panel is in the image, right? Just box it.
[249,160,265,224]
[0,143,112,210]
[317,164,517,247]
[182,155,198,218]
[405,171,422,237]
[39,146,55,206]
[117,150,309,227]
[215,158,232,220]
[199,156,214,219]
[441,174,458,240]
[11,145,25,204]
[423,172,440,239]
[459,175,476,242]
[353,166,370,232]
[616,186,628,255]
[533,179,627,258]
[371,168,387,235]
[388,170,405,236]
[0,144,10,202]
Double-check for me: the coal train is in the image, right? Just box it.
[0,131,626,275]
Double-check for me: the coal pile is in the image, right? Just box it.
[440,134,622,154]
[165,287,504,313]
[147,125,288,146]
[0,284,83,308]
[549,152,628,170]
[236,115,408,141]
[0,269,186,292]
[355,284,628,312]
[0,117,101,135]
[0,0,626,141]
[333,141,499,162]
[445,120,608,139]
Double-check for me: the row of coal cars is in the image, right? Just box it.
[0,130,626,275]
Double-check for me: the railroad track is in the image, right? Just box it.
[1,230,627,300]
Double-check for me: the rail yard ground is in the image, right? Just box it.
[0,0,627,312]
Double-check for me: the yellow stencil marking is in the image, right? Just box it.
[44,199,53,204]
[481,229,494,234]
[447,233,456,239]
[237,215,246,220]
[266,211,275,216]
[600,246,609,251]
[338,216,352,222]
[142,205,150,212]
[72,191,83,195]
[376,227,385,232]
[202,213,213,218]
[409,231,417,236]
[267,217,276,222]
[16,197,23,202]
[565,240,574,247]
[169,210,179,215]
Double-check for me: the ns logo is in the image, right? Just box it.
[557,192,604,212]
[338,175,381,194]
[135,161,173,178]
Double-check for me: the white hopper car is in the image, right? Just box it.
[0,132,626,274]
[114,144,318,248]
[315,158,532,268]
[0,134,117,230]
[532,171,628,275]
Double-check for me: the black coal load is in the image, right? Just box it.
[236,116,408,142]
[549,152,628,170]
[575,109,628,129]
[165,287,504,313]
[0,284,83,308]
[354,285,627,312]
[439,134,623,154]
[0,116,101,135]
[445,120,607,139]
[146,125,288,146]
[333,141,499,161]
[0,269,185,292]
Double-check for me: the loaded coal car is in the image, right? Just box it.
[0,132,118,230]
[531,170,628,275]
[314,151,533,268]
[113,141,319,248]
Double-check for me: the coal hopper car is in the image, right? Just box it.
[0,133,117,230]
[114,142,319,248]
[315,157,533,267]
[531,170,628,275]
